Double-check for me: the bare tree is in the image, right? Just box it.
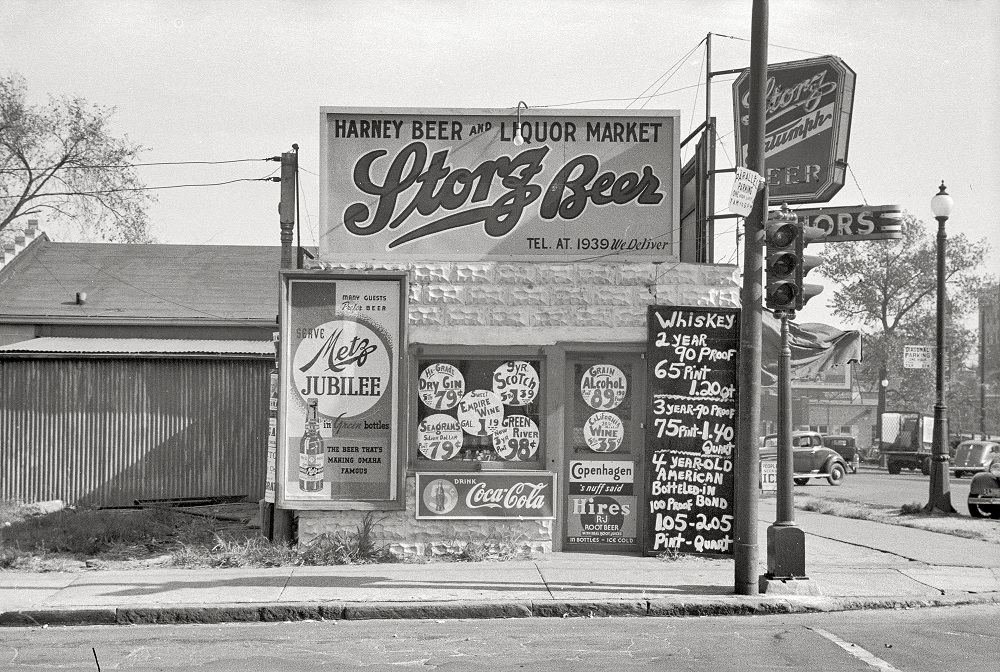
[0,72,155,244]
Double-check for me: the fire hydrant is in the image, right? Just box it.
[851,453,860,474]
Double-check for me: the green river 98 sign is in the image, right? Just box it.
[645,306,740,556]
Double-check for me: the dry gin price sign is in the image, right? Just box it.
[644,306,740,556]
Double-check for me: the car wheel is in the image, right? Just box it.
[954,471,965,479]
[887,461,901,475]
[969,503,985,518]
[921,458,931,476]
[793,478,809,486]
[827,463,846,486]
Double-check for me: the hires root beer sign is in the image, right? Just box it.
[319,108,679,262]
[733,56,856,205]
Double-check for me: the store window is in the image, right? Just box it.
[413,355,543,470]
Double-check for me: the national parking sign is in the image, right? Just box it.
[903,345,933,369]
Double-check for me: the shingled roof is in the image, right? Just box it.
[0,238,281,325]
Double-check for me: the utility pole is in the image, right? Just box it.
[733,0,768,596]
[267,147,298,544]
[279,148,297,270]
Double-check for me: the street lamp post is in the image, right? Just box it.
[926,182,956,514]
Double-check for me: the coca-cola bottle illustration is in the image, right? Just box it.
[298,398,325,492]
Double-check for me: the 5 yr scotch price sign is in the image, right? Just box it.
[644,306,740,556]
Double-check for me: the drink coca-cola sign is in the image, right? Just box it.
[416,473,556,520]
[320,107,679,261]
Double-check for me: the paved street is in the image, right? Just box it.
[3,604,996,671]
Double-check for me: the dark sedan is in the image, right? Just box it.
[761,431,848,486]
[950,440,1000,478]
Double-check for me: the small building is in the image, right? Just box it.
[0,231,277,506]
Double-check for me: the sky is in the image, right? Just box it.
[2,0,998,330]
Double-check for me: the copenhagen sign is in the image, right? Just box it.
[733,56,856,205]
[319,107,680,262]
[791,204,903,242]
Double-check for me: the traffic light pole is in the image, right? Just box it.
[733,0,768,596]
[774,311,799,528]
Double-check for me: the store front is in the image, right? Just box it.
[276,107,741,557]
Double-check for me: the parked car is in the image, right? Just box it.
[761,431,848,486]
[950,440,1000,478]
[822,434,859,473]
[968,467,1000,519]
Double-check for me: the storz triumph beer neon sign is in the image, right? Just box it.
[733,56,856,205]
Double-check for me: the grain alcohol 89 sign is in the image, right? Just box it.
[644,306,740,556]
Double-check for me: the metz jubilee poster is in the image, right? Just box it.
[277,272,406,509]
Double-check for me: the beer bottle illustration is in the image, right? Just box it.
[298,398,325,492]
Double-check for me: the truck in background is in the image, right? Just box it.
[881,411,934,475]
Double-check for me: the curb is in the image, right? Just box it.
[2,593,998,627]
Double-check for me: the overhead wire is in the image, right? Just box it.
[0,177,279,199]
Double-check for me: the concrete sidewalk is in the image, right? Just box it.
[2,501,999,626]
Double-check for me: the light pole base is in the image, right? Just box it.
[766,524,806,578]
[759,575,823,596]
[923,492,957,515]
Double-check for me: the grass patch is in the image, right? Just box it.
[798,499,883,521]
[1,502,401,571]
[1,505,221,569]
[795,496,1000,545]
[448,525,534,562]
[899,502,926,515]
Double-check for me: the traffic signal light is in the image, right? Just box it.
[764,207,825,312]
[765,207,800,312]
[798,224,825,309]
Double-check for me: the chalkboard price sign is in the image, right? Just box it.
[644,306,740,556]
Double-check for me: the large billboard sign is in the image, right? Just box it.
[733,56,856,204]
[320,107,679,262]
[277,271,407,510]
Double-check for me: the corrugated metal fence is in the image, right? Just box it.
[0,357,270,506]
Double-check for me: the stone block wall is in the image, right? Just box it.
[311,259,740,345]
[297,476,554,557]
[297,258,739,550]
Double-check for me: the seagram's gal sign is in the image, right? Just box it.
[319,107,679,262]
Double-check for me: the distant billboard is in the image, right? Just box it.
[319,107,679,262]
[733,56,856,204]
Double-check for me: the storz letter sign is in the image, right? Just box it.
[733,56,856,205]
